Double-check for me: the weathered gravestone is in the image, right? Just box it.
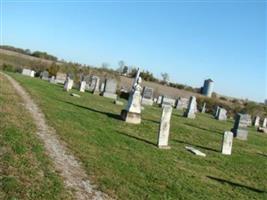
[141,86,154,106]
[263,118,267,128]
[216,108,227,121]
[103,79,117,99]
[91,76,100,94]
[201,102,206,113]
[157,96,163,105]
[184,96,197,119]
[100,82,105,93]
[221,131,233,155]
[22,69,35,77]
[55,72,67,84]
[232,113,250,140]
[214,106,220,117]
[161,96,176,107]
[64,77,73,92]
[121,69,142,124]
[41,71,49,81]
[79,81,86,92]
[157,105,172,149]
[253,116,260,127]
[176,97,189,110]
[49,76,56,84]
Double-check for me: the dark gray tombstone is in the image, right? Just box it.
[232,113,250,140]
[103,79,117,99]
[141,87,154,106]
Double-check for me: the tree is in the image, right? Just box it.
[161,72,170,84]
[122,66,128,74]
[101,62,109,69]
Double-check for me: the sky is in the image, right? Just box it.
[1,0,266,102]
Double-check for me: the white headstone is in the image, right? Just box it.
[221,131,233,155]
[184,96,197,119]
[253,116,260,127]
[22,68,35,77]
[64,77,73,92]
[216,108,227,120]
[157,105,173,149]
[79,81,86,92]
[263,118,267,128]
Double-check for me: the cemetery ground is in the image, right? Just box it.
[1,72,267,200]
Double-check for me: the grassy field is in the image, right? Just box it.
[6,72,267,200]
[0,74,72,200]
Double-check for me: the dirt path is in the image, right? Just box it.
[1,72,112,200]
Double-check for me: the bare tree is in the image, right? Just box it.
[161,72,170,84]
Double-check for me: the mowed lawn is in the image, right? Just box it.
[0,74,72,200]
[8,72,267,200]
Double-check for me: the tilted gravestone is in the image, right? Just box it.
[156,96,163,105]
[253,116,260,127]
[141,87,154,106]
[79,81,86,92]
[103,79,117,99]
[91,76,100,94]
[64,77,73,92]
[184,96,197,119]
[201,102,206,113]
[216,108,227,121]
[157,105,173,149]
[100,82,105,93]
[232,113,250,140]
[221,131,233,155]
[214,106,220,117]
[176,97,189,110]
[263,118,267,128]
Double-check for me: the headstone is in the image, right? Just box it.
[184,96,197,119]
[103,79,117,99]
[141,87,154,106]
[64,77,73,92]
[258,127,267,133]
[157,105,172,149]
[100,82,105,93]
[232,113,250,140]
[176,97,189,110]
[221,131,233,155]
[156,96,163,105]
[214,106,220,117]
[216,108,227,120]
[22,69,35,77]
[253,116,260,127]
[263,118,267,128]
[90,76,100,94]
[201,102,206,113]
[79,81,86,92]
[41,71,49,80]
[55,72,67,84]
[49,76,56,84]
[185,146,206,157]
[161,96,176,107]
[121,69,142,124]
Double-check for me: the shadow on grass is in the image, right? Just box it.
[184,123,222,135]
[60,100,122,121]
[173,139,220,153]
[257,152,267,158]
[207,176,266,194]
[142,118,159,124]
[116,131,157,147]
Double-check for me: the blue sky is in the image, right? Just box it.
[1,0,266,102]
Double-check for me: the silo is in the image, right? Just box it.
[202,79,214,97]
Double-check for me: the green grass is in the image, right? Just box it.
[0,74,72,200]
[7,72,267,200]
